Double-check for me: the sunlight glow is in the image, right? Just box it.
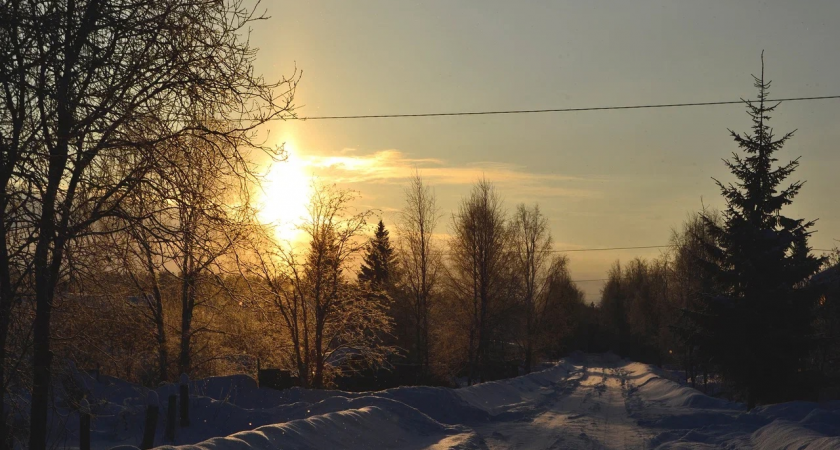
[257,143,312,242]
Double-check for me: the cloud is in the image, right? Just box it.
[298,150,600,199]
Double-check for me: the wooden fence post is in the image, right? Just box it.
[140,392,159,450]
[79,399,90,450]
[179,373,190,427]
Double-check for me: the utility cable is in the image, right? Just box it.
[292,95,840,121]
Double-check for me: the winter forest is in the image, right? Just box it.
[2,1,840,449]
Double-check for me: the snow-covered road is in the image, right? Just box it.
[478,361,653,449]
[76,353,840,449]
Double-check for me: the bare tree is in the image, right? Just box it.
[162,133,257,377]
[0,1,297,447]
[248,184,392,388]
[99,189,172,384]
[449,178,510,384]
[397,171,441,376]
[669,209,721,388]
[538,255,587,357]
[509,204,552,373]
[0,1,42,442]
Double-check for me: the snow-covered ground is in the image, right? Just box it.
[53,354,840,449]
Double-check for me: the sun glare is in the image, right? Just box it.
[257,144,311,242]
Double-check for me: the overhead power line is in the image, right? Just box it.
[437,245,673,256]
[552,245,669,253]
[442,245,834,256]
[292,95,840,121]
[4,95,837,126]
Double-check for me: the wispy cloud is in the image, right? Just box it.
[297,149,600,199]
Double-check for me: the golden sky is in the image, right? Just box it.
[249,0,840,300]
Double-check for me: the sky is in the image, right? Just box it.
[247,0,840,301]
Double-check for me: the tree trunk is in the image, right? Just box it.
[30,252,57,450]
[29,157,68,450]
[0,240,13,448]
[179,272,195,376]
[155,302,168,383]
[313,315,325,388]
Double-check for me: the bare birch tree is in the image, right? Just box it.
[510,204,553,373]
[397,171,441,376]
[449,179,509,384]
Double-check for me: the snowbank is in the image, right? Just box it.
[153,404,482,450]
[631,364,840,449]
[38,354,838,449]
[624,362,740,410]
[455,362,575,416]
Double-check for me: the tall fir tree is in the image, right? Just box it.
[696,56,823,408]
[358,220,396,289]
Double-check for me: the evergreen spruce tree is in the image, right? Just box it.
[358,220,396,289]
[697,56,823,408]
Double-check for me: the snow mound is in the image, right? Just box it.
[752,418,840,450]
[638,378,739,409]
[151,404,483,450]
[456,362,574,415]
[625,362,739,410]
[375,386,491,424]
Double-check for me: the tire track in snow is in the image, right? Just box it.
[478,356,654,449]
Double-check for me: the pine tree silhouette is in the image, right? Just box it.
[358,220,396,289]
[697,54,823,408]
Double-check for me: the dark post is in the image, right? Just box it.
[164,394,177,442]
[179,373,190,427]
[140,392,159,450]
[4,413,14,450]
[79,399,90,450]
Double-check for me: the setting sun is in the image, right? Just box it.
[257,143,312,242]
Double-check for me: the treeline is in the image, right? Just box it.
[351,175,592,386]
[594,212,720,374]
[42,175,592,393]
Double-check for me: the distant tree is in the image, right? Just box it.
[538,255,587,358]
[600,261,630,356]
[599,258,669,364]
[99,186,173,385]
[358,220,396,289]
[669,210,721,389]
[509,204,553,373]
[397,172,441,376]
[162,134,257,377]
[696,58,823,408]
[813,247,840,378]
[449,179,510,384]
[249,184,392,388]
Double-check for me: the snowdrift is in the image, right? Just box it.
[143,361,577,449]
[153,403,482,450]
[454,361,575,416]
[35,354,840,449]
[624,362,740,410]
[632,365,840,449]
